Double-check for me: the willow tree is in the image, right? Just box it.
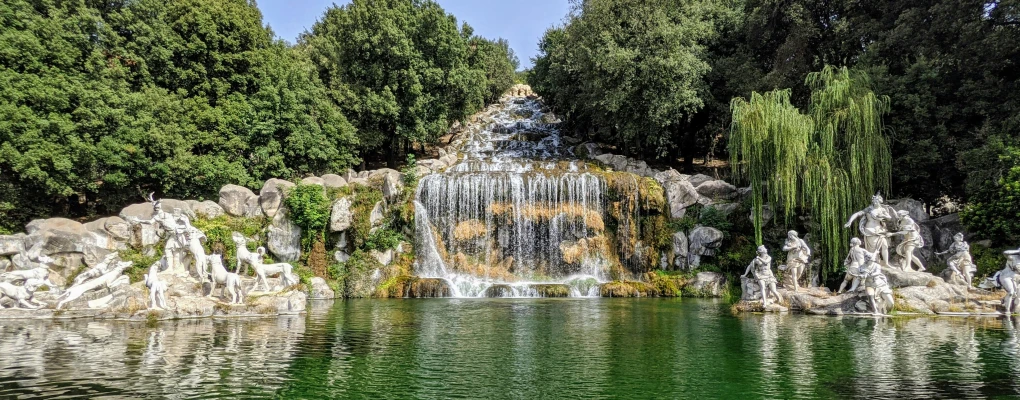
[729,66,891,278]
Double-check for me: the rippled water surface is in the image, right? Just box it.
[4,299,1020,399]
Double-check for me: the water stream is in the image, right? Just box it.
[414,97,610,297]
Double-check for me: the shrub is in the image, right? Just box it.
[284,184,332,248]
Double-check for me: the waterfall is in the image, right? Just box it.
[413,98,614,297]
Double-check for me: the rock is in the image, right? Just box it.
[663,179,700,219]
[334,250,350,263]
[275,290,307,314]
[412,165,432,178]
[219,184,257,217]
[369,201,386,228]
[382,173,403,200]
[348,178,369,187]
[706,203,741,217]
[440,154,458,167]
[26,218,85,235]
[191,200,225,219]
[696,180,738,200]
[0,257,9,272]
[0,234,26,256]
[267,208,301,262]
[330,198,354,232]
[342,169,358,181]
[748,204,775,227]
[882,266,943,288]
[418,159,447,171]
[688,226,724,268]
[689,272,725,297]
[575,143,602,159]
[322,174,347,189]
[308,277,335,299]
[672,232,688,269]
[540,113,561,124]
[259,178,295,219]
[924,213,965,254]
[688,174,714,187]
[243,194,264,218]
[890,198,928,223]
[624,160,652,177]
[369,168,401,182]
[301,176,325,186]
[371,249,394,266]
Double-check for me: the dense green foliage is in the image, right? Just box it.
[532,0,1020,215]
[0,0,515,232]
[300,0,517,167]
[730,66,891,277]
[0,0,360,231]
[284,184,332,247]
[962,145,1020,245]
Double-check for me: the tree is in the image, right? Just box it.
[730,66,891,278]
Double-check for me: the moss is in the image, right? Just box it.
[307,239,329,278]
[375,276,451,298]
[638,176,666,214]
[645,271,687,297]
[145,311,160,328]
[348,184,385,248]
[120,246,163,284]
[531,284,570,297]
[599,280,660,297]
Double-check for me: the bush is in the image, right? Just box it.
[284,184,332,248]
[962,146,1020,245]
[364,228,403,251]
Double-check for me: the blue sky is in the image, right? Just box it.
[256,0,572,70]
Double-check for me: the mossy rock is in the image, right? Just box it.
[599,281,660,297]
[375,276,451,298]
[530,284,570,298]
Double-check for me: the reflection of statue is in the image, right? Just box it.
[780,230,810,292]
[147,194,207,283]
[989,248,1020,314]
[838,238,869,293]
[845,194,895,266]
[857,252,894,314]
[937,233,976,286]
[144,258,169,310]
[890,210,925,271]
[742,246,782,307]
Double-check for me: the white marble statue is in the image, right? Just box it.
[57,261,131,310]
[890,210,925,271]
[145,194,208,283]
[0,265,51,285]
[858,251,894,314]
[0,278,47,309]
[742,245,783,307]
[250,247,297,292]
[838,238,870,294]
[70,253,120,287]
[206,254,244,304]
[144,258,169,310]
[780,230,810,292]
[937,233,976,286]
[845,193,895,266]
[989,248,1020,314]
[230,232,258,275]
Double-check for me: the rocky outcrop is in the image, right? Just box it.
[330,198,354,232]
[218,185,258,217]
[267,208,301,262]
[259,178,295,219]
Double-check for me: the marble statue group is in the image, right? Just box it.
[743,193,1020,315]
[0,195,298,311]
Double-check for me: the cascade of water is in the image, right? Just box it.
[414,98,614,297]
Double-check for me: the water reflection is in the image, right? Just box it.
[2,300,1020,398]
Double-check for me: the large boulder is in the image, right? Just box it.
[0,234,26,256]
[882,266,943,288]
[688,174,714,187]
[267,208,301,262]
[259,178,295,219]
[382,173,403,200]
[26,218,85,235]
[369,201,386,229]
[191,200,225,219]
[301,176,325,186]
[322,174,347,189]
[890,198,928,223]
[672,232,688,269]
[663,180,700,219]
[688,272,726,297]
[688,226,725,268]
[696,180,738,200]
[574,143,602,159]
[308,277,336,299]
[330,198,354,232]
[924,213,965,254]
[219,185,257,217]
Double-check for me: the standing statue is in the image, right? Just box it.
[937,233,976,286]
[889,210,925,271]
[838,238,870,293]
[988,248,1020,314]
[144,258,169,310]
[742,245,783,307]
[857,251,895,314]
[206,253,244,304]
[844,194,895,267]
[146,194,208,283]
[249,247,297,292]
[780,230,811,292]
[231,232,258,275]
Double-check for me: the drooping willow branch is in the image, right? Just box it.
[729,65,891,279]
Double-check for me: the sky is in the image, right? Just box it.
[256,0,572,70]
